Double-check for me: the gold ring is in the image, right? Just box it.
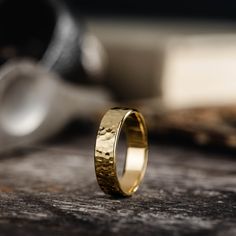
[94,107,148,196]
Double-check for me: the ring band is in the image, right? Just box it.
[94,107,148,196]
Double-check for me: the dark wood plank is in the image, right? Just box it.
[0,134,235,236]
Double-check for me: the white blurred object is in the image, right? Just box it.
[162,35,236,109]
[87,19,236,111]
[81,33,108,81]
[0,60,113,152]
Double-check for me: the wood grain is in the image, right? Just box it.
[0,133,235,236]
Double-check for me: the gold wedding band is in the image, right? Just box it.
[94,108,148,196]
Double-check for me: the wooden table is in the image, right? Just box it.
[0,130,235,236]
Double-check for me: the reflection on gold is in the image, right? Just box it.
[119,147,147,194]
[125,147,146,171]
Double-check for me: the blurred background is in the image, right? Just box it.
[2,0,236,152]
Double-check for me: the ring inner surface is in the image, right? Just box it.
[118,112,147,194]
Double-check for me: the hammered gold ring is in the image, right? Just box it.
[94,107,148,196]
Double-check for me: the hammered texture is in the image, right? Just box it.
[94,108,131,196]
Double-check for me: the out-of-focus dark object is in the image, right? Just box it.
[0,60,112,152]
[147,106,236,149]
[0,0,106,82]
[70,1,236,20]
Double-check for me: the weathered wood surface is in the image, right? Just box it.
[0,132,235,236]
